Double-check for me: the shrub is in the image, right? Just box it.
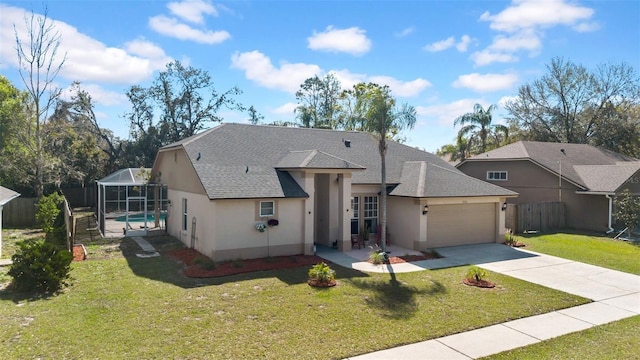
[35,192,64,235]
[193,255,216,270]
[308,262,335,283]
[8,239,73,293]
[46,206,68,251]
[369,251,386,265]
[466,266,488,282]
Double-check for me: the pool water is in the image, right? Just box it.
[114,213,167,222]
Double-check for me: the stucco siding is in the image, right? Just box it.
[387,197,423,249]
[154,149,206,195]
[568,194,609,231]
[211,198,305,261]
[166,189,216,256]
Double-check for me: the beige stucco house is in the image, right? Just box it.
[457,141,640,233]
[151,123,517,261]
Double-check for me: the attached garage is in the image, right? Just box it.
[426,203,496,248]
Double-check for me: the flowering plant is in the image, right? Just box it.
[255,222,266,232]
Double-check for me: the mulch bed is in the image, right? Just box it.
[368,251,442,264]
[167,248,326,278]
[72,244,86,262]
[462,278,496,288]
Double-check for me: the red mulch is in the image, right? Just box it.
[166,248,327,278]
[369,251,442,264]
[72,245,86,262]
[462,278,496,288]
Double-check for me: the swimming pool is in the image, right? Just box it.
[114,213,167,223]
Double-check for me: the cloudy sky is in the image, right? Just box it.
[0,0,638,152]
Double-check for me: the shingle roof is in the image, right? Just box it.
[391,162,517,198]
[0,185,20,206]
[461,141,640,192]
[161,123,514,199]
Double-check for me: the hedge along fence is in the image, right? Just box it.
[2,197,37,228]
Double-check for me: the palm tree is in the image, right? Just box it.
[454,104,507,154]
[437,134,471,163]
[341,83,416,252]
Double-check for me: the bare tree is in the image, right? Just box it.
[14,7,66,197]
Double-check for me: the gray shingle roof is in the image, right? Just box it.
[462,141,640,191]
[0,186,20,206]
[161,123,514,199]
[391,162,518,198]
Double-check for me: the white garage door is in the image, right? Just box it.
[427,203,496,248]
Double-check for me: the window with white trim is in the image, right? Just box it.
[487,171,508,181]
[363,195,378,234]
[351,197,359,235]
[182,198,187,231]
[259,201,275,217]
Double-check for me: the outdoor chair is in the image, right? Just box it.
[351,234,364,249]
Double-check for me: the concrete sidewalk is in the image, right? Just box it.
[343,244,640,359]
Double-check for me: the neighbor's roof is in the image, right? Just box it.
[391,162,517,198]
[97,168,150,185]
[159,123,515,200]
[460,141,640,192]
[0,185,20,206]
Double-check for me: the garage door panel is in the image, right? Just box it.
[427,203,495,248]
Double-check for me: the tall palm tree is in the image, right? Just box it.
[341,83,416,252]
[454,103,506,153]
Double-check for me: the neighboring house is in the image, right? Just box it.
[457,141,640,233]
[151,123,516,261]
[0,185,21,258]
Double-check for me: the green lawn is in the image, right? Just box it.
[516,232,640,275]
[0,235,588,359]
[483,315,640,360]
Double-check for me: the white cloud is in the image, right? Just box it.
[425,35,473,53]
[416,98,488,126]
[470,50,518,66]
[149,15,230,44]
[490,29,542,52]
[479,0,595,32]
[230,51,322,93]
[62,83,128,106]
[307,26,372,56]
[452,73,518,92]
[395,27,415,38]
[368,76,431,97]
[424,37,455,52]
[573,21,600,33]
[456,35,472,52]
[0,5,170,85]
[273,102,297,115]
[167,0,218,24]
[498,95,518,108]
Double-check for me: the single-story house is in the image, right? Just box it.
[457,141,640,233]
[0,185,21,258]
[151,123,517,261]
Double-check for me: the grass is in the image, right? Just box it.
[0,233,588,359]
[483,315,640,360]
[516,231,640,275]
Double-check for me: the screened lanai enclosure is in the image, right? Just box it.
[96,168,168,237]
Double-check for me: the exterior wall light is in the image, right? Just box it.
[422,205,429,215]
[501,202,507,211]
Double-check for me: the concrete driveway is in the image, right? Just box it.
[348,243,640,360]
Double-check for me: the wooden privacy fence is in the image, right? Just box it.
[506,202,565,233]
[2,197,37,227]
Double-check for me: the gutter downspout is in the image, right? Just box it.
[605,194,614,233]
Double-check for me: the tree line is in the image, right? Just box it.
[439,58,640,162]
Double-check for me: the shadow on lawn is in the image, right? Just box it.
[348,269,447,320]
[119,236,369,289]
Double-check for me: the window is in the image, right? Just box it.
[363,195,378,234]
[260,201,275,217]
[182,198,187,231]
[487,171,508,181]
[351,197,359,235]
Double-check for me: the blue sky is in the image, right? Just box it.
[0,0,638,152]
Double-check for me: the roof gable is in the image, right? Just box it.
[276,150,365,170]
[461,141,640,191]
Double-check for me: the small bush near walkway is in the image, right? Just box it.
[8,239,73,294]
